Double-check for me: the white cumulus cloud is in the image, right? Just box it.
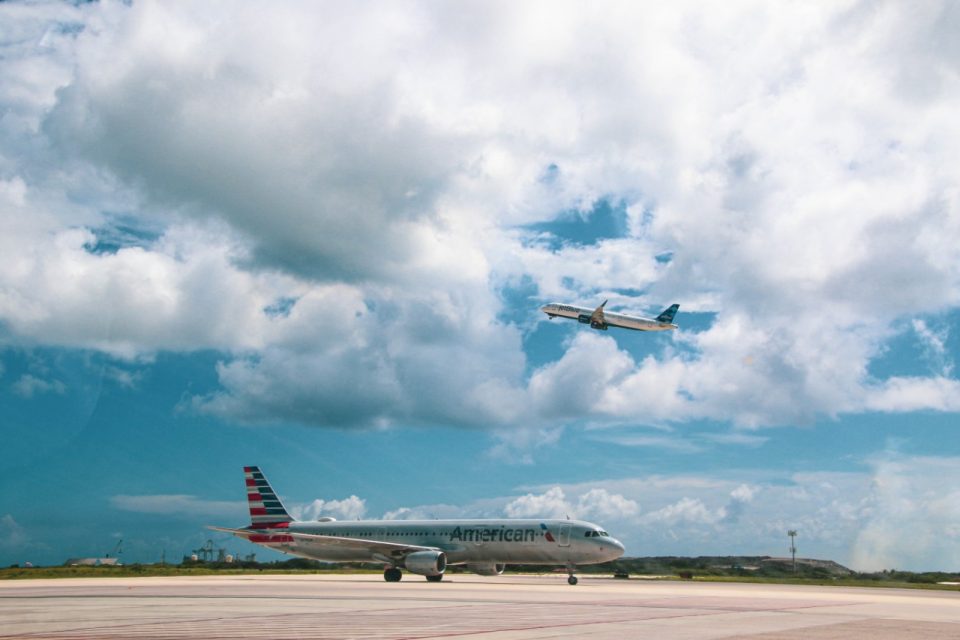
[12,373,65,398]
[0,514,28,550]
[0,0,957,435]
[503,486,639,522]
[293,496,367,522]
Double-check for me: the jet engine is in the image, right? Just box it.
[578,314,607,330]
[404,550,447,576]
[466,562,506,576]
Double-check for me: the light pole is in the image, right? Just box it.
[787,530,797,574]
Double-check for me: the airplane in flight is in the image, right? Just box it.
[210,466,624,584]
[540,300,679,332]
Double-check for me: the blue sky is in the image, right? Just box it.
[2,1,960,571]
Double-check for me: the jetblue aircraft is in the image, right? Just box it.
[211,467,624,584]
[541,300,679,332]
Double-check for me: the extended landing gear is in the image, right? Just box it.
[383,567,445,582]
[384,567,403,582]
[568,575,578,585]
[566,564,578,585]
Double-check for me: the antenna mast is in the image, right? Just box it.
[787,530,797,574]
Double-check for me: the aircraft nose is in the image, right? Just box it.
[606,537,625,560]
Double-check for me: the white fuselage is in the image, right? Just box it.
[248,518,624,566]
[541,303,676,331]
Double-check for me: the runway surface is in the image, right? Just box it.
[2,574,958,639]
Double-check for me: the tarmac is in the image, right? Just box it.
[1,573,959,639]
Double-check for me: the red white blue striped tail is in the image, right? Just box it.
[244,466,294,526]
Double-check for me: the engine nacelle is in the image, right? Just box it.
[579,314,608,330]
[404,550,447,577]
[466,562,506,576]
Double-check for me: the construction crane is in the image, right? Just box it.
[107,539,123,560]
[192,540,215,562]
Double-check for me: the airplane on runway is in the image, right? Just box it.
[541,300,679,332]
[210,466,624,584]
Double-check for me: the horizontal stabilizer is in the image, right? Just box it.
[208,525,439,556]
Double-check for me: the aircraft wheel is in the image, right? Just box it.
[567,575,578,585]
[426,574,444,582]
[384,567,403,582]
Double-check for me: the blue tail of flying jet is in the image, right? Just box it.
[244,466,294,527]
[655,304,680,324]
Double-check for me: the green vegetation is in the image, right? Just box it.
[587,556,960,591]
[1,558,379,580]
[4,556,958,591]
[586,555,851,579]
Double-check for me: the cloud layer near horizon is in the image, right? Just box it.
[2,0,959,434]
[106,453,952,572]
[355,454,960,572]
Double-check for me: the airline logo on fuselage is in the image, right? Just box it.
[540,523,556,542]
[449,526,540,543]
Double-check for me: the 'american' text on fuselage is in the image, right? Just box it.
[449,526,538,543]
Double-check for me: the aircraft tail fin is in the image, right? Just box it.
[244,466,294,526]
[656,304,680,324]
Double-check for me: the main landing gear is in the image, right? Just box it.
[566,564,579,585]
[383,567,444,582]
[384,567,402,582]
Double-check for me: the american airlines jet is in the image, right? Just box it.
[211,467,624,584]
[541,300,679,332]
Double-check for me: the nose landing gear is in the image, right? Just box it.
[566,564,578,585]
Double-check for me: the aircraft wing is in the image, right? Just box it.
[209,525,266,538]
[208,526,439,557]
[589,300,607,325]
[601,316,638,330]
